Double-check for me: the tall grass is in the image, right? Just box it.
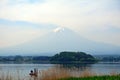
[0,67,119,80]
[0,70,29,80]
[38,67,119,80]
[39,67,120,80]
[39,67,71,80]
[0,71,13,80]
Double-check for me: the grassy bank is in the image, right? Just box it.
[60,75,120,80]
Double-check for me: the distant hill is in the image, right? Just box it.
[50,51,97,63]
[0,27,120,55]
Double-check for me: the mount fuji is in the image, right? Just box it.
[0,27,120,56]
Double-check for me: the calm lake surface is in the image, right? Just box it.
[0,63,120,79]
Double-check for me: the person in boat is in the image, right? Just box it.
[29,68,38,77]
[29,70,34,77]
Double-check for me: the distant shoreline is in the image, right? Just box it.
[0,61,120,64]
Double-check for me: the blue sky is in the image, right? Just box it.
[0,0,120,48]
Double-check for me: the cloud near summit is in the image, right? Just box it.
[0,0,120,47]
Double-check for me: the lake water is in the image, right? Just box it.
[0,63,120,79]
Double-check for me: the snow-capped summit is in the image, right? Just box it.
[53,27,65,33]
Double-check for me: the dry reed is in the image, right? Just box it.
[39,67,71,80]
[0,72,13,80]
[79,69,96,77]
[0,67,119,80]
[110,71,118,76]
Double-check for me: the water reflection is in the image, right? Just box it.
[53,63,93,74]
[57,63,92,68]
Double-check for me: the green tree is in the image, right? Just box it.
[50,51,97,63]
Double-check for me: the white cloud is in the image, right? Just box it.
[0,0,119,27]
[0,0,120,46]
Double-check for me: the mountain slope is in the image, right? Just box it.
[0,27,120,55]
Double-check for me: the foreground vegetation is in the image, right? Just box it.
[60,75,120,80]
[0,67,120,80]
[39,67,120,80]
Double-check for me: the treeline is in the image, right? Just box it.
[0,51,98,63]
[0,56,51,62]
[95,55,120,62]
[100,56,120,62]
